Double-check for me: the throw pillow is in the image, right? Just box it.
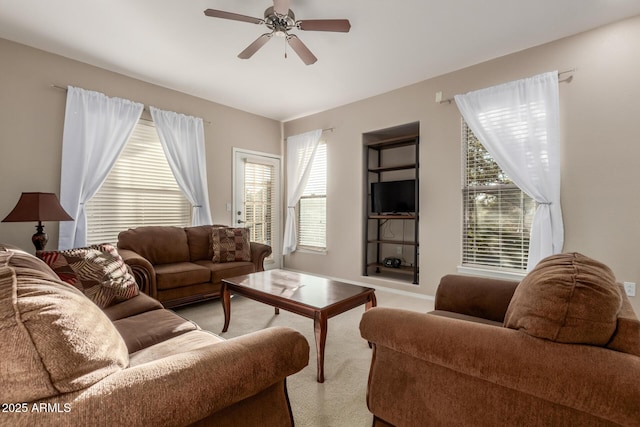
[504,252,622,345]
[0,251,129,403]
[211,227,251,263]
[37,243,139,308]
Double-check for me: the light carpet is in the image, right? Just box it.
[175,287,433,427]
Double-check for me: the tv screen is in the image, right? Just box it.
[371,180,416,213]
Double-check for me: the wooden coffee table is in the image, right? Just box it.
[221,269,377,383]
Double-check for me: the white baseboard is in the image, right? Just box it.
[281,268,434,301]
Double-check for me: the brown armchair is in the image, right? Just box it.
[360,254,640,426]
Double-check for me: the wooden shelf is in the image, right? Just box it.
[365,134,419,150]
[368,163,417,173]
[369,215,416,220]
[366,262,419,274]
[367,239,418,246]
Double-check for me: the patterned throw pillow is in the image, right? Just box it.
[37,243,139,308]
[211,227,251,263]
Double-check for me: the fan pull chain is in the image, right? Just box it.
[284,37,288,59]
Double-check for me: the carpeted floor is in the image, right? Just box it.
[175,286,433,427]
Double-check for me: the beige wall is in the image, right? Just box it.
[283,16,640,312]
[0,38,281,251]
[1,16,638,312]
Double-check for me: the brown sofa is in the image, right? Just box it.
[1,244,309,426]
[360,253,640,427]
[117,225,272,308]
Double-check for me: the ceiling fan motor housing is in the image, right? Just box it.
[264,6,296,34]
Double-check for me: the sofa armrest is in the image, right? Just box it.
[118,248,156,298]
[250,242,272,272]
[434,274,519,322]
[9,327,309,427]
[360,307,640,426]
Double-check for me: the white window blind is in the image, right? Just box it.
[462,122,535,271]
[85,120,192,245]
[298,142,327,250]
[243,160,275,259]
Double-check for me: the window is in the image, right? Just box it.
[297,142,327,251]
[85,120,192,245]
[462,121,535,271]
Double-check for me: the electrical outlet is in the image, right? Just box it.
[624,282,636,297]
[396,246,402,256]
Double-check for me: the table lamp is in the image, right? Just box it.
[2,192,73,250]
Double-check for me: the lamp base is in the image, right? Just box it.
[32,223,48,251]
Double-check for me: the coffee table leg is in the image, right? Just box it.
[366,291,377,348]
[222,283,231,332]
[314,311,328,383]
[366,291,377,310]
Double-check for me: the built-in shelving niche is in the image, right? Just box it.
[362,122,419,284]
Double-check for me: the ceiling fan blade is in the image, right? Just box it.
[204,9,263,25]
[297,19,351,32]
[286,35,317,65]
[273,0,290,15]
[238,33,273,59]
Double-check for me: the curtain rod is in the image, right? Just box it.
[50,84,212,124]
[436,68,576,105]
[282,127,335,142]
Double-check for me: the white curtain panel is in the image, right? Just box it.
[454,71,563,270]
[150,107,213,226]
[283,129,323,255]
[59,86,143,250]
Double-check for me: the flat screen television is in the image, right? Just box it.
[371,179,416,214]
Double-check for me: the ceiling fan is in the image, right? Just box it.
[204,0,351,65]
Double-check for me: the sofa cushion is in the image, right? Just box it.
[102,292,164,321]
[504,252,621,345]
[194,260,256,283]
[429,310,504,327]
[37,243,139,308]
[154,262,211,290]
[0,250,129,403]
[129,330,224,367]
[186,225,214,261]
[212,227,251,263]
[112,309,199,353]
[118,226,190,265]
[0,244,58,277]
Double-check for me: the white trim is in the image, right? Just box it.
[232,147,282,161]
[294,247,327,255]
[456,265,525,282]
[283,268,434,301]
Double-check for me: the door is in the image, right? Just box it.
[233,149,282,269]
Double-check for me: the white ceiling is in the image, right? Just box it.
[1,1,640,121]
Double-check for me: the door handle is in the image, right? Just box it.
[237,219,246,224]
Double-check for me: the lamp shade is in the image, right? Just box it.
[2,192,73,222]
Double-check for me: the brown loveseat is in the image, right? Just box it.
[1,244,309,426]
[117,225,272,308]
[360,253,640,426]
